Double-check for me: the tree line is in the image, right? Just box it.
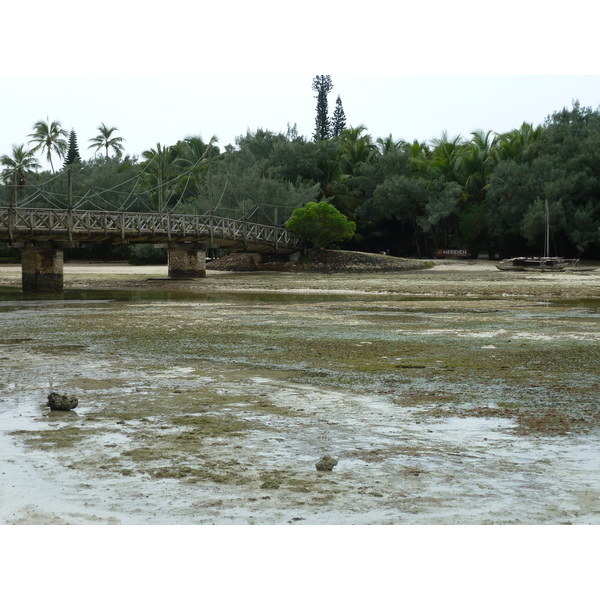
[2,79,600,259]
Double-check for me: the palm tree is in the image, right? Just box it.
[88,123,126,159]
[376,134,403,157]
[174,135,219,169]
[28,118,68,173]
[402,139,432,160]
[140,143,178,212]
[317,127,376,219]
[494,122,542,165]
[338,126,377,175]
[0,144,41,196]
[430,131,466,184]
[462,129,498,204]
[149,135,218,209]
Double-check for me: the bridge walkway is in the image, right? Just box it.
[0,207,303,292]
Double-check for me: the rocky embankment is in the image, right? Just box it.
[207,250,430,273]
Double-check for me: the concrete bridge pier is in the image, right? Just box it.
[22,243,64,293]
[168,243,206,279]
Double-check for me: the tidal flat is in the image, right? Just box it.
[1,261,599,524]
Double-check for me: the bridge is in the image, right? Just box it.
[0,207,303,292]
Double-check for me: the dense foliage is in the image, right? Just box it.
[2,96,600,259]
[286,201,356,248]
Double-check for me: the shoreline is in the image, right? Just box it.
[1,259,599,298]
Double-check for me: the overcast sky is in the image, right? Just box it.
[2,1,599,173]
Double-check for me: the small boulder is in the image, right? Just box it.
[316,455,338,472]
[46,392,79,411]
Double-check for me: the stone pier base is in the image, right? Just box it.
[168,243,206,279]
[22,246,64,292]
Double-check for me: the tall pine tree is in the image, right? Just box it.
[331,95,347,137]
[312,75,333,141]
[63,129,82,167]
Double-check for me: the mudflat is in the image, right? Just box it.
[1,259,599,524]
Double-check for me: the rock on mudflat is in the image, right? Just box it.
[316,455,338,472]
[46,392,79,411]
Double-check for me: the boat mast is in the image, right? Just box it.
[544,199,550,257]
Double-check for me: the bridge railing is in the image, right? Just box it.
[0,207,303,250]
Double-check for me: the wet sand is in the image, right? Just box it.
[1,258,599,297]
[1,260,599,525]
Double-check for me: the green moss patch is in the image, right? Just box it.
[148,463,249,485]
[169,414,253,436]
[11,425,87,449]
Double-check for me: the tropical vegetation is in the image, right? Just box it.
[88,123,125,159]
[63,129,82,167]
[1,80,600,259]
[1,144,41,191]
[27,118,67,173]
[286,201,356,248]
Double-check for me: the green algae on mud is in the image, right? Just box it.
[5,290,600,444]
[11,424,86,449]
[2,265,600,524]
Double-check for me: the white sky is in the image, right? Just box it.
[2,2,600,170]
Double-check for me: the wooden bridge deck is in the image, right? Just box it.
[0,207,302,253]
